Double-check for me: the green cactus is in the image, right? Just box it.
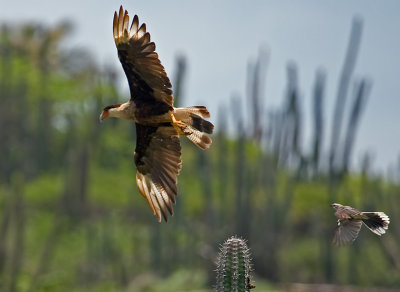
[216,236,255,292]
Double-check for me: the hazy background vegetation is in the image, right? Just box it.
[1,11,400,292]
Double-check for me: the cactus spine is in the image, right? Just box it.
[216,236,254,291]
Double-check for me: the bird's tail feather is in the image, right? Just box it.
[175,106,210,118]
[174,106,214,150]
[361,212,390,236]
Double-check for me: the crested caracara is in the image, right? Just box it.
[100,6,214,222]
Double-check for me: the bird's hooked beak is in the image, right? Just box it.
[99,110,109,122]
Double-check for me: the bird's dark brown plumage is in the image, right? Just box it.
[100,6,214,222]
[114,7,174,115]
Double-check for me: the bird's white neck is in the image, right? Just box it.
[108,101,135,120]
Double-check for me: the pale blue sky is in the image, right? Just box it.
[1,0,399,172]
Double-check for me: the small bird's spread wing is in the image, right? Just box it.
[134,124,182,222]
[113,6,173,114]
[333,219,362,246]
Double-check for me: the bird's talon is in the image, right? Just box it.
[169,111,189,135]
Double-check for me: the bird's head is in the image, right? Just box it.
[331,203,342,210]
[99,104,122,121]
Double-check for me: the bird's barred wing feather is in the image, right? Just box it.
[333,219,362,246]
[113,6,173,109]
[134,124,182,222]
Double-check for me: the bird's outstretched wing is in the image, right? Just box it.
[134,124,182,222]
[333,219,362,246]
[113,6,173,115]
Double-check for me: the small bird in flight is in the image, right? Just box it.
[331,203,390,246]
[100,6,214,222]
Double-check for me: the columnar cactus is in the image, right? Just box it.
[216,236,255,291]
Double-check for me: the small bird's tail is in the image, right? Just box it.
[361,212,390,236]
[174,106,214,150]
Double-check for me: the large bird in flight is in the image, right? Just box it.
[331,203,390,246]
[100,6,214,222]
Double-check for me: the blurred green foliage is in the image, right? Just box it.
[0,21,400,292]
